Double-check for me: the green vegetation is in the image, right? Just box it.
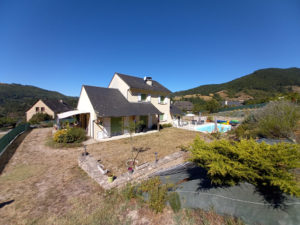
[161,123,172,128]
[0,83,77,120]
[173,68,300,98]
[189,138,300,196]
[29,113,53,124]
[236,101,300,139]
[0,117,17,129]
[122,177,174,213]
[53,127,86,143]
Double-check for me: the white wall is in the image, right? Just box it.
[108,74,130,99]
[77,86,96,137]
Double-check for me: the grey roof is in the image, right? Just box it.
[83,85,162,117]
[42,99,73,114]
[173,101,194,111]
[170,104,183,115]
[116,73,171,94]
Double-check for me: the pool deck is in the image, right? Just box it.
[173,121,231,133]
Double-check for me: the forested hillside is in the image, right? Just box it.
[0,83,78,120]
[173,68,300,98]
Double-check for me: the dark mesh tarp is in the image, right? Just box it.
[154,163,300,225]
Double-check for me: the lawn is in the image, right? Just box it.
[87,127,211,176]
[0,128,244,225]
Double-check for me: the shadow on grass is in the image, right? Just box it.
[0,130,31,174]
[0,200,14,209]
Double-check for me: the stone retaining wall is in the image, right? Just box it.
[78,151,185,190]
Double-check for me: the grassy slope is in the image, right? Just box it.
[0,83,78,119]
[0,128,244,225]
[173,67,300,98]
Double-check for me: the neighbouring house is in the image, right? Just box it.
[26,99,73,121]
[170,104,183,119]
[173,100,194,112]
[222,100,244,107]
[58,73,172,140]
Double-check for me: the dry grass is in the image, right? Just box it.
[0,127,244,225]
[87,128,210,176]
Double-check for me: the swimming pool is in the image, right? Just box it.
[195,123,231,133]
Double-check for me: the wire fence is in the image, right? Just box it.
[219,103,267,112]
[0,123,30,156]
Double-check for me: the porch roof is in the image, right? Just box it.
[57,109,89,119]
[84,85,162,117]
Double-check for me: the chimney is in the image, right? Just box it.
[144,76,152,86]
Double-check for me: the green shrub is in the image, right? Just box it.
[236,101,300,139]
[162,123,172,128]
[0,117,17,128]
[140,177,169,213]
[168,192,181,212]
[53,127,86,143]
[29,113,52,124]
[189,137,300,196]
[122,183,141,200]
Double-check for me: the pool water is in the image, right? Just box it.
[195,123,231,133]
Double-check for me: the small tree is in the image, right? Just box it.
[124,120,144,166]
[189,137,300,196]
[206,99,220,113]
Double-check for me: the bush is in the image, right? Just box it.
[236,101,300,139]
[189,137,300,196]
[162,123,172,128]
[0,117,17,128]
[29,113,52,124]
[53,127,86,143]
[122,177,174,213]
[168,192,181,213]
[140,177,170,213]
[53,129,68,143]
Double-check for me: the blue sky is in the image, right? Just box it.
[0,0,300,96]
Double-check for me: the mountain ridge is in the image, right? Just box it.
[172,67,300,99]
[0,83,78,119]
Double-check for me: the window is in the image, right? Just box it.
[41,107,45,112]
[159,96,167,104]
[35,107,39,112]
[141,93,147,102]
[159,114,164,121]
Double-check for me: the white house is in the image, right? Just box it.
[58,73,172,140]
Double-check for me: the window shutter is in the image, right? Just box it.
[147,94,151,102]
[158,96,161,104]
[138,93,141,102]
[165,114,168,120]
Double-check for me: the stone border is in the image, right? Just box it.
[78,151,185,190]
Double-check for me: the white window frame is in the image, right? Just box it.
[159,96,167,105]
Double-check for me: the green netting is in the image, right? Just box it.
[157,162,300,225]
[0,123,30,155]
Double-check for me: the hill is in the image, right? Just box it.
[172,68,300,99]
[0,83,78,119]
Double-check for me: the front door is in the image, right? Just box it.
[140,115,148,129]
[111,117,123,136]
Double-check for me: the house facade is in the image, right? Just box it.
[26,99,73,121]
[68,73,172,140]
